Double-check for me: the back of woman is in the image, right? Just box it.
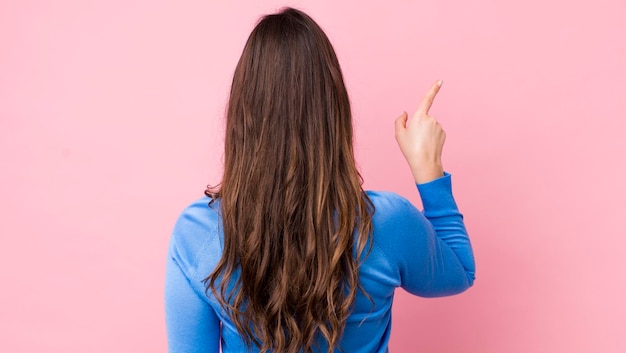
[164,7,476,353]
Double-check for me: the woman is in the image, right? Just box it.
[164,7,475,353]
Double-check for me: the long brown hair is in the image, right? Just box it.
[202,7,375,353]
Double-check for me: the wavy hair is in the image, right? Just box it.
[202,7,375,353]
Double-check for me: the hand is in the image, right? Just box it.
[394,79,446,184]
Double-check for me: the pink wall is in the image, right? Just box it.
[1,0,625,352]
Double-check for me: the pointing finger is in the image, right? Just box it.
[416,79,443,116]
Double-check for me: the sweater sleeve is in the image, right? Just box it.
[164,204,221,353]
[379,172,475,297]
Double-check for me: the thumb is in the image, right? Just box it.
[394,111,408,135]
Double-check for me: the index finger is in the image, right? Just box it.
[416,79,443,115]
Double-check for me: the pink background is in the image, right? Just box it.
[1,0,625,352]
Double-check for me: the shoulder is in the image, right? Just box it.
[364,189,430,260]
[365,190,424,225]
[167,196,222,282]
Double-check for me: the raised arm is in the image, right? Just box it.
[390,79,475,296]
[375,173,475,297]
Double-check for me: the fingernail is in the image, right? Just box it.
[437,79,443,87]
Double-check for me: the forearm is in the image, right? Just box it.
[409,161,444,184]
[416,172,476,285]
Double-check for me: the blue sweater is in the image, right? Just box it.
[164,172,476,352]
